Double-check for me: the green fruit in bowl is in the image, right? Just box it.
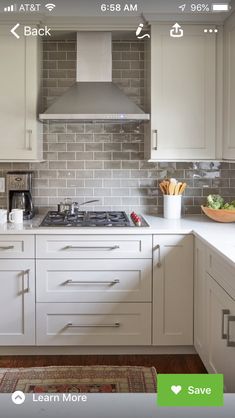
[206,194,224,210]
[207,195,235,210]
[224,205,235,211]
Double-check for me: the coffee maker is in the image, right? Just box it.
[6,172,35,220]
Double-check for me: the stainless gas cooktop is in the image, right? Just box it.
[39,211,149,228]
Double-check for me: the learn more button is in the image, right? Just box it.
[157,374,224,407]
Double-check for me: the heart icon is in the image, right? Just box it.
[171,385,182,395]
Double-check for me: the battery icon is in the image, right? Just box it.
[212,4,230,11]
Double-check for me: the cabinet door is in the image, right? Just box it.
[194,238,207,361]
[147,25,216,160]
[153,235,193,345]
[0,260,35,345]
[223,17,235,159]
[206,274,235,392]
[0,25,42,161]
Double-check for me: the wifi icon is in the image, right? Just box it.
[45,3,56,12]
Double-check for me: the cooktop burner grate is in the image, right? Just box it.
[39,211,142,227]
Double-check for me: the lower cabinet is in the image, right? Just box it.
[36,257,152,346]
[35,234,153,347]
[153,235,194,345]
[36,303,151,346]
[194,238,207,362]
[206,273,235,392]
[194,239,235,392]
[0,260,35,345]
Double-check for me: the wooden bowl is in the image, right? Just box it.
[201,206,235,223]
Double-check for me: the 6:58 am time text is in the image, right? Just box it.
[100,3,138,12]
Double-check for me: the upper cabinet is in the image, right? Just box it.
[223,14,235,160]
[145,24,217,161]
[0,25,42,161]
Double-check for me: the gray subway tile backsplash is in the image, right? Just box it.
[0,38,235,215]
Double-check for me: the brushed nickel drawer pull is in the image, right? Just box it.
[63,245,120,251]
[222,309,230,339]
[227,315,235,347]
[64,279,120,285]
[0,245,14,250]
[26,129,32,151]
[23,269,30,293]
[156,244,161,268]
[153,129,158,150]
[67,322,120,328]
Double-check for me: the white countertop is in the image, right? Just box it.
[0,214,235,265]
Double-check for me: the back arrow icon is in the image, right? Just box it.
[11,23,20,39]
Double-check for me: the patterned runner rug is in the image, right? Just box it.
[0,366,157,393]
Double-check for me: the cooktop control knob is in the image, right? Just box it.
[131,212,142,226]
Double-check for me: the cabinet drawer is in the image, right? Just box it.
[36,235,152,259]
[36,303,151,346]
[207,248,235,300]
[36,259,152,303]
[0,235,34,258]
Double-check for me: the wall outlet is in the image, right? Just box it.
[0,178,5,193]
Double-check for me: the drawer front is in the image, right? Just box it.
[36,303,152,346]
[207,248,235,300]
[36,235,152,259]
[36,259,152,303]
[0,235,34,258]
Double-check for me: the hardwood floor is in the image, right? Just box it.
[0,355,207,373]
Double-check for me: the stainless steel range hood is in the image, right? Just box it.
[39,32,149,122]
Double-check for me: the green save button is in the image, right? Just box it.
[157,374,224,407]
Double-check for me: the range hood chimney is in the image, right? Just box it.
[39,32,150,122]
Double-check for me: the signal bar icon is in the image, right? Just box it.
[4,4,16,12]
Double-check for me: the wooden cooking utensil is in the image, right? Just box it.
[174,182,182,196]
[159,183,166,194]
[179,183,187,194]
[168,182,175,195]
[163,180,170,194]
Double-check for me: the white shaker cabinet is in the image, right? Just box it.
[206,274,235,392]
[145,25,216,161]
[0,25,42,161]
[153,235,194,345]
[194,243,235,391]
[223,14,235,159]
[194,238,207,363]
[35,234,152,346]
[0,260,35,345]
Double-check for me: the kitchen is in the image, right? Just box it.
[0,0,235,398]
